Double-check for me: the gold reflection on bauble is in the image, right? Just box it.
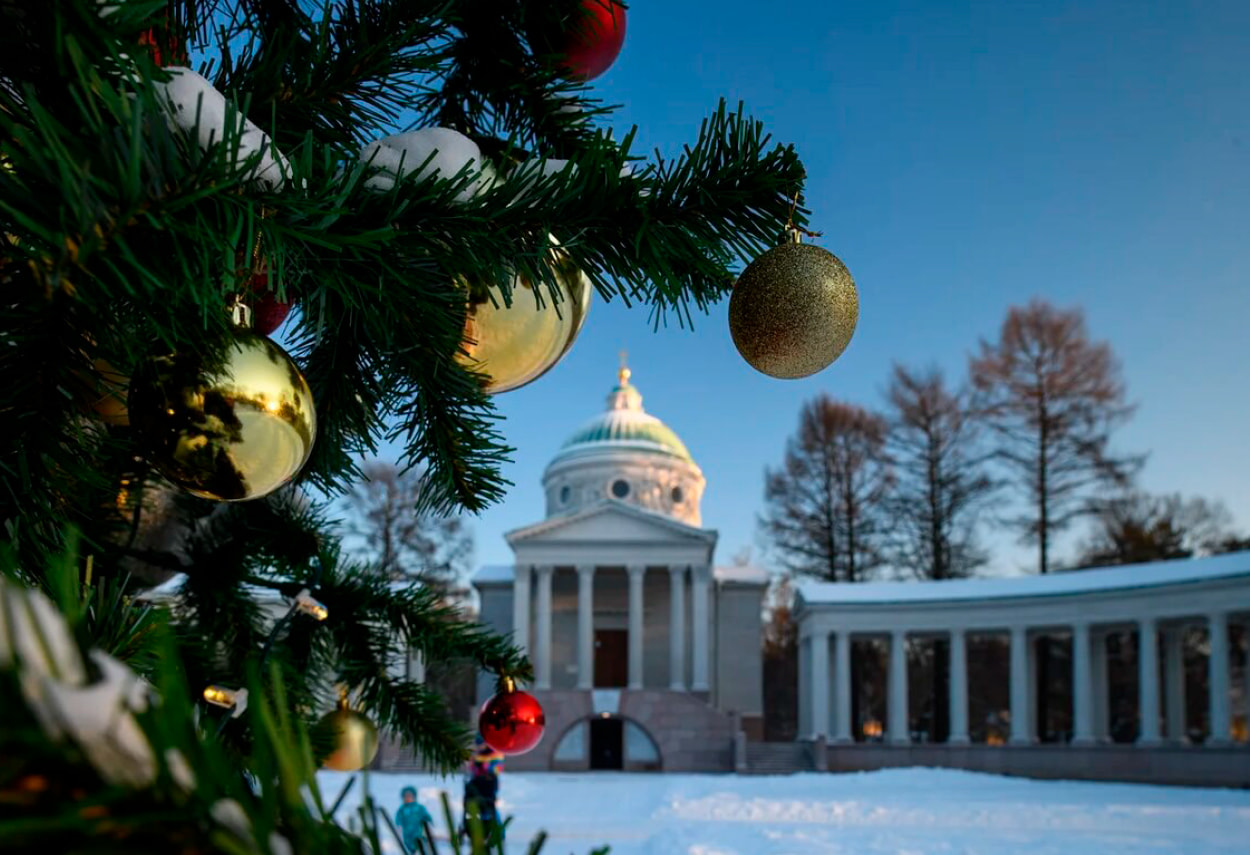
[314,707,380,772]
[728,234,859,379]
[456,237,592,394]
[127,333,316,502]
[87,358,131,426]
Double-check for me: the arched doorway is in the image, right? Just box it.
[552,716,662,771]
[590,716,623,769]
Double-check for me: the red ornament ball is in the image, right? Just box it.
[478,688,546,755]
[248,271,293,336]
[558,0,626,81]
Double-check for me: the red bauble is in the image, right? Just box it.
[248,272,293,336]
[558,0,627,81]
[138,11,186,67]
[478,688,546,755]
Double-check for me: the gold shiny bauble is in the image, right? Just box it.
[315,708,380,772]
[456,237,592,394]
[728,235,859,379]
[127,332,316,502]
[87,359,130,426]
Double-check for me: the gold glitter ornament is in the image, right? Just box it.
[728,229,858,379]
[127,327,316,502]
[456,236,592,394]
[314,696,380,772]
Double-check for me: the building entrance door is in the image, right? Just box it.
[594,629,628,688]
[589,717,624,770]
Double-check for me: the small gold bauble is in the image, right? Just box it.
[456,236,592,394]
[127,332,316,502]
[728,234,859,379]
[314,707,380,772]
[87,358,130,426]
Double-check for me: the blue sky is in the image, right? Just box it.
[356,0,1250,575]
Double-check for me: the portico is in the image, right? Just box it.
[502,539,714,695]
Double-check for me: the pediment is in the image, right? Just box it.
[506,500,715,546]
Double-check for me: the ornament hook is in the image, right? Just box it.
[782,188,823,243]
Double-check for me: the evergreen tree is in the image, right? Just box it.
[1073,491,1241,568]
[0,1,808,850]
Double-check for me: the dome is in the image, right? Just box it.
[542,360,705,524]
[556,391,692,463]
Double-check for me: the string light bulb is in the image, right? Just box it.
[203,686,249,717]
[294,588,328,621]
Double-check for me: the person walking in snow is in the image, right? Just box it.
[461,735,505,844]
[395,785,434,854]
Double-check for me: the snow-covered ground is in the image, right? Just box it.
[320,767,1250,855]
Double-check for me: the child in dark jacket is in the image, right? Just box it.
[461,736,505,844]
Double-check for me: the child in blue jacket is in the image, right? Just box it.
[395,786,434,854]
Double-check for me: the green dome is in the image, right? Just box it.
[559,408,692,461]
[550,369,693,465]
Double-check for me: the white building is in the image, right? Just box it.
[795,554,1250,786]
[472,365,768,771]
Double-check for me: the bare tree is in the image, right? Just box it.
[885,365,996,580]
[344,459,473,591]
[761,396,893,582]
[970,300,1142,574]
[1074,491,1240,568]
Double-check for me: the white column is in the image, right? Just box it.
[576,564,595,690]
[1164,627,1187,743]
[1138,617,1161,745]
[948,629,970,745]
[834,631,853,743]
[408,649,426,683]
[797,635,811,738]
[888,630,910,745]
[668,565,687,690]
[512,565,531,656]
[691,567,710,691]
[534,565,553,690]
[1092,630,1110,742]
[1009,627,1032,745]
[627,564,645,690]
[1208,612,1231,746]
[809,631,830,739]
[1071,622,1094,745]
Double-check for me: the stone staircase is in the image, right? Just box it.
[744,741,814,775]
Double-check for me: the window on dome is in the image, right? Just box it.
[670,486,684,504]
[560,485,571,505]
[611,479,630,499]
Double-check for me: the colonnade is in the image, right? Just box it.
[803,613,1241,745]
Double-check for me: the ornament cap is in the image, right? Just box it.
[229,297,253,330]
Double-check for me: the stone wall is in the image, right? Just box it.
[488,689,737,772]
[821,743,1250,788]
[620,690,736,772]
[714,582,765,718]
